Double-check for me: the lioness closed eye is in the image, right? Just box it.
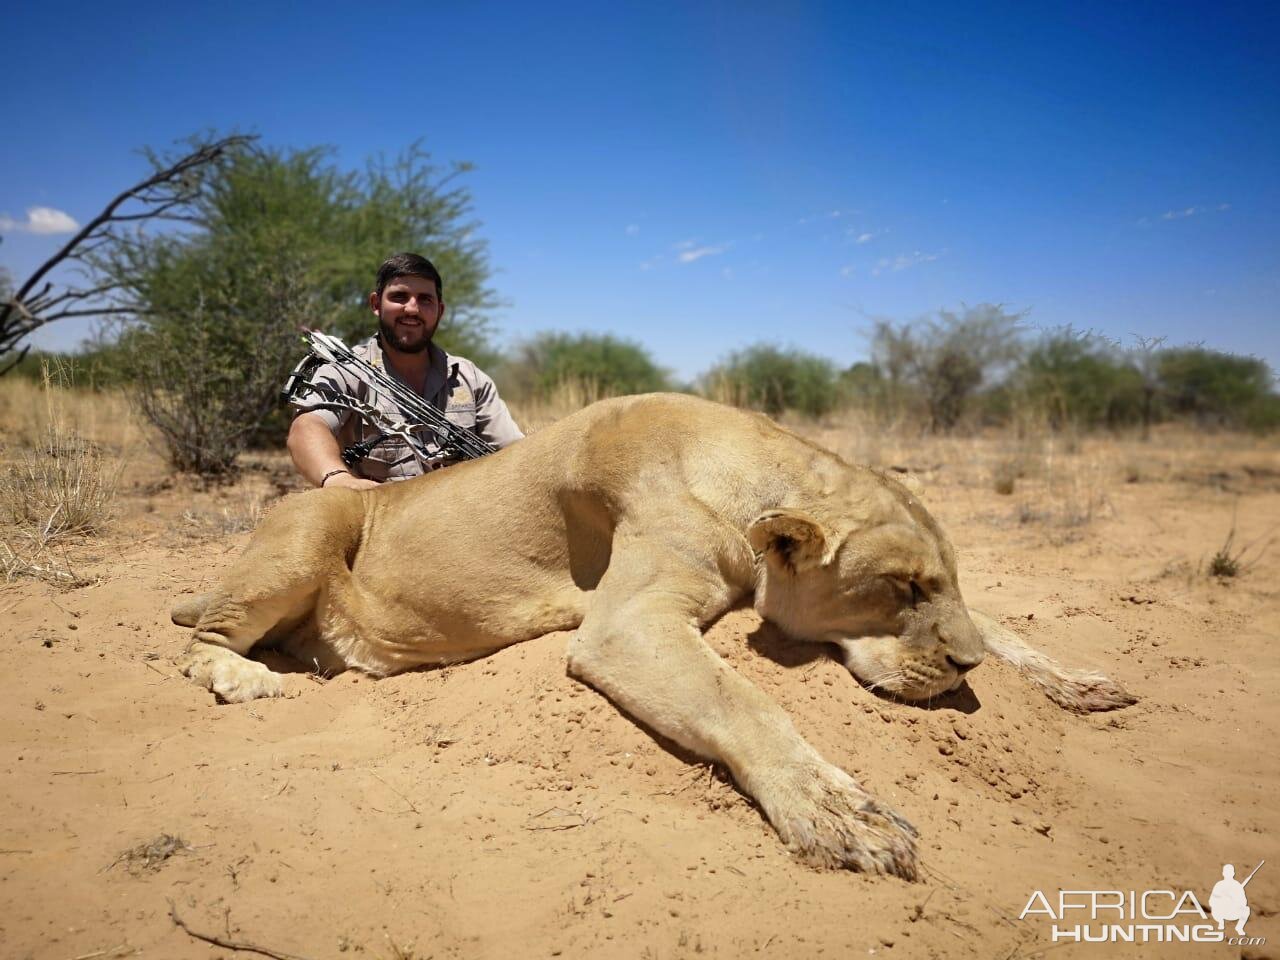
[170,394,1135,879]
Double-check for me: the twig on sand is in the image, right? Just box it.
[524,806,597,831]
[369,771,421,814]
[168,900,315,960]
[69,945,134,960]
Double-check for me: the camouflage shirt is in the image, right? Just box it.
[290,335,523,482]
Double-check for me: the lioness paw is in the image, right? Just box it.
[178,648,285,704]
[768,763,919,880]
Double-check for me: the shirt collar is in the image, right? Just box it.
[370,334,451,400]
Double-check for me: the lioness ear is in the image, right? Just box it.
[747,509,828,573]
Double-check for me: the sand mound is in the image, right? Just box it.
[2,446,1277,958]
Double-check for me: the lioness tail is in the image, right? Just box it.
[971,610,1139,714]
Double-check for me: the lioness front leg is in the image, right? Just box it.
[177,591,300,703]
[174,488,365,704]
[565,536,918,879]
[170,591,283,702]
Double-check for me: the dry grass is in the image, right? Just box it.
[178,494,269,539]
[1,432,123,538]
[105,833,190,875]
[0,366,136,584]
[507,377,623,434]
[784,410,1279,546]
[0,366,139,450]
[1,372,1274,575]
[1207,506,1275,579]
[701,376,749,410]
[0,539,99,587]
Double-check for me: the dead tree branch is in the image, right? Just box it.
[0,134,256,374]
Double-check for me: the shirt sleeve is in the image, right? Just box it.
[472,367,524,449]
[289,357,357,436]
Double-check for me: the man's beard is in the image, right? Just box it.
[378,316,433,354]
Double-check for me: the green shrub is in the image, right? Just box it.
[703,344,838,417]
[503,331,668,400]
[1157,347,1276,430]
[1016,328,1145,429]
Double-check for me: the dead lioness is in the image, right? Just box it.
[172,393,1134,879]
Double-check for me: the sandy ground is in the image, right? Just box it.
[1,424,1278,960]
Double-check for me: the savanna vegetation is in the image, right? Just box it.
[2,133,1277,489]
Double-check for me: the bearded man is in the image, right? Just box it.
[287,252,523,489]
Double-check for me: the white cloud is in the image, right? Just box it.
[678,245,725,264]
[0,206,79,235]
[625,224,640,236]
[721,267,734,280]
[795,208,853,226]
[1155,202,1231,222]
[871,250,939,277]
[854,232,876,244]
[673,238,699,250]
[840,265,856,277]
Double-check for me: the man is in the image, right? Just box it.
[288,252,523,489]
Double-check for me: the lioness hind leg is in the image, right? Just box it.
[565,525,918,879]
[971,610,1138,713]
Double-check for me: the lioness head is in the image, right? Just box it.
[747,476,984,701]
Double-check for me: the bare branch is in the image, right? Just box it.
[40,307,139,322]
[28,282,124,313]
[168,900,316,960]
[0,345,30,377]
[1,133,256,371]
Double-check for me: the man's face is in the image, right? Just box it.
[370,275,444,354]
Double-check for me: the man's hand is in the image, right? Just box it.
[325,472,380,491]
[288,413,383,489]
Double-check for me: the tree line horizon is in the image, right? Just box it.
[2,134,1276,476]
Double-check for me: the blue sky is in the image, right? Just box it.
[2,0,1277,382]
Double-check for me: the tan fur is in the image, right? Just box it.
[171,393,1134,878]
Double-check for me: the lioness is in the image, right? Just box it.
[172,394,1134,879]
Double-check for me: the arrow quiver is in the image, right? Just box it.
[281,330,496,473]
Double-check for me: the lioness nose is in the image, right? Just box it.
[946,654,980,675]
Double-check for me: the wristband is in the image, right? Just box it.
[320,468,351,487]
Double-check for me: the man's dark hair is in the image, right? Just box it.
[375,252,444,299]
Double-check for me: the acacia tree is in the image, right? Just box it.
[0,135,253,375]
[870,304,1026,431]
[101,139,497,475]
